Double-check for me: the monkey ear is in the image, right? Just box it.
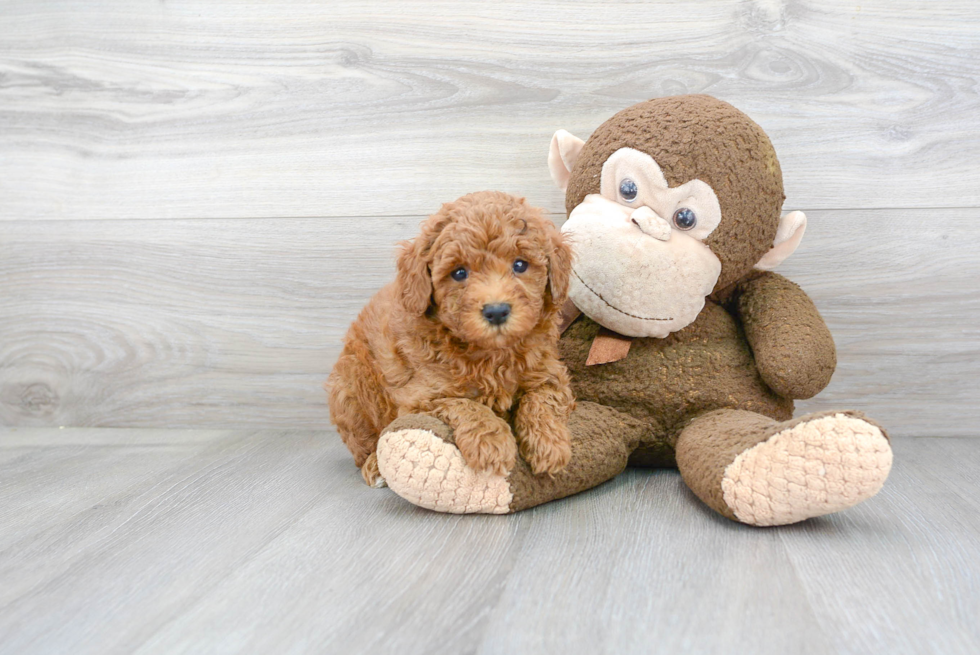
[396,214,449,315]
[754,211,807,271]
[548,130,586,192]
[547,228,573,305]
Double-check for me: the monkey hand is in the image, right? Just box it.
[736,271,837,400]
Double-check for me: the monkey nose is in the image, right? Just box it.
[630,206,671,241]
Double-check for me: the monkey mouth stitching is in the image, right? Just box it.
[571,269,672,322]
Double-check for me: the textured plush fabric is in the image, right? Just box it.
[565,95,785,291]
[720,412,892,526]
[375,405,892,522]
[564,193,723,338]
[507,401,645,511]
[674,409,781,519]
[734,271,837,400]
[560,303,795,458]
[376,402,646,514]
[675,409,891,523]
[376,425,513,514]
[381,414,456,443]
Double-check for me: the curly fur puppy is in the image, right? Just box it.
[327,191,575,486]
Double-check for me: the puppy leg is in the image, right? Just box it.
[429,398,517,476]
[360,452,387,488]
[327,340,395,485]
[514,383,574,475]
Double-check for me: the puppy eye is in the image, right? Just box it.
[673,208,697,230]
[450,267,468,281]
[619,178,638,202]
[513,259,529,274]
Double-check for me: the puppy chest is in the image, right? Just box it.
[460,382,518,415]
[393,364,518,416]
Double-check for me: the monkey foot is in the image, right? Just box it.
[376,415,513,514]
[721,413,893,526]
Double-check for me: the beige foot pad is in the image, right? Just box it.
[376,428,513,514]
[722,414,892,526]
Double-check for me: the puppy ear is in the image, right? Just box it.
[397,212,450,315]
[546,226,573,306]
[396,240,431,315]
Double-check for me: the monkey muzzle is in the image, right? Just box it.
[629,206,671,241]
[560,194,721,338]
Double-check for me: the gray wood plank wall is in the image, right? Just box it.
[2,0,979,436]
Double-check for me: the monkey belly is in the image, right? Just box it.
[559,303,793,467]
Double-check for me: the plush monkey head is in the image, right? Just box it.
[549,95,806,338]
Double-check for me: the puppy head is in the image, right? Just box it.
[397,191,571,349]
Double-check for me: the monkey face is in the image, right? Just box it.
[560,148,723,338]
[550,96,809,339]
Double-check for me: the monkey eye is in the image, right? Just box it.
[513,259,529,274]
[673,208,697,230]
[619,178,638,202]
[450,267,468,281]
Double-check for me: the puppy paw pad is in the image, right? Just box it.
[377,428,513,514]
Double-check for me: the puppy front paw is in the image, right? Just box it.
[360,452,387,488]
[454,419,518,477]
[519,423,572,475]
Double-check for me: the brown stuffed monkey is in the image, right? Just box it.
[374,95,892,526]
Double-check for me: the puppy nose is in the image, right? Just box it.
[482,303,511,326]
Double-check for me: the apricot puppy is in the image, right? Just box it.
[327,191,575,486]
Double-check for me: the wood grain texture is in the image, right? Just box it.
[2,209,978,436]
[785,210,980,435]
[777,439,980,653]
[0,428,236,605]
[0,215,420,429]
[1,0,979,220]
[0,429,978,654]
[0,429,338,653]
[2,1,978,435]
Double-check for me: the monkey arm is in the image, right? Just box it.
[734,271,837,400]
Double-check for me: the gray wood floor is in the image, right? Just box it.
[1,427,978,655]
